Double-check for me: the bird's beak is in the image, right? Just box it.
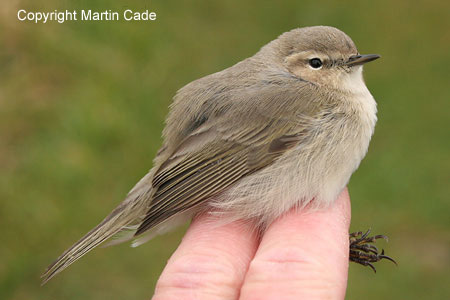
[345,54,380,67]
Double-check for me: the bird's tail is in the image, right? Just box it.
[41,173,153,285]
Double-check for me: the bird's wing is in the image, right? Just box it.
[135,69,320,235]
[135,116,308,235]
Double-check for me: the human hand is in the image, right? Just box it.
[152,188,351,300]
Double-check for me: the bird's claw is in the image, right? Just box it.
[349,229,397,272]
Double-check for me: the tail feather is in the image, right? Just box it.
[41,207,127,284]
[41,173,153,285]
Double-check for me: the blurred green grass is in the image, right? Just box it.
[1,0,449,299]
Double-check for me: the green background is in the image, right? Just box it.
[1,0,449,299]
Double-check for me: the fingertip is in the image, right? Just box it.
[153,213,259,300]
[333,187,352,230]
[240,188,351,300]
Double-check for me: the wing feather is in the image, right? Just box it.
[135,120,305,235]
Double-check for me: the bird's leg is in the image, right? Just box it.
[349,229,397,272]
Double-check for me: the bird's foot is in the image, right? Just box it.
[349,229,397,272]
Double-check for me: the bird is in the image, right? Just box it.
[42,25,395,284]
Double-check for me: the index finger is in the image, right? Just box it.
[240,188,351,300]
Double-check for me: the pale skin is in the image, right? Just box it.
[152,188,351,300]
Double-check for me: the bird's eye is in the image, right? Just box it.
[308,58,323,69]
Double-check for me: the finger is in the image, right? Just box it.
[240,188,351,300]
[152,214,259,300]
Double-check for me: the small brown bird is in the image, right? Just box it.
[42,26,394,284]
